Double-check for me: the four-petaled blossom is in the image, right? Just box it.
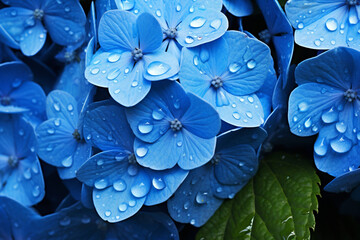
[36,90,92,179]
[120,0,228,61]
[167,128,266,226]
[180,31,272,127]
[85,10,179,107]
[288,47,360,177]
[0,0,86,56]
[286,0,360,50]
[0,115,45,206]
[77,101,188,222]
[126,81,221,170]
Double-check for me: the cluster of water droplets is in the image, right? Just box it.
[184,16,222,45]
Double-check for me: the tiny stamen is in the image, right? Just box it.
[8,156,19,168]
[128,153,136,164]
[164,28,177,39]
[33,9,44,20]
[132,48,143,62]
[344,89,357,102]
[72,129,82,141]
[211,154,221,165]
[170,119,182,131]
[211,77,223,89]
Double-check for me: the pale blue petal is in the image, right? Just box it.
[136,12,162,53]
[223,0,253,17]
[19,20,46,56]
[143,51,180,81]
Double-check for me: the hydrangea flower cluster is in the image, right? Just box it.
[0,0,359,238]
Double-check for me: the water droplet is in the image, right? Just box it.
[193,56,199,66]
[200,49,209,62]
[216,187,223,193]
[232,112,241,120]
[330,137,352,153]
[67,104,73,111]
[94,179,108,190]
[336,121,347,133]
[54,119,61,126]
[322,108,338,123]
[32,185,40,197]
[113,179,126,191]
[152,177,165,190]
[91,68,100,75]
[304,118,312,128]
[176,4,182,11]
[146,62,170,76]
[138,121,153,134]
[210,19,221,29]
[47,128,55,134]
[131,80,138,87]
[59,217,71,226]
[246,112,253,118]
[53,103,60,112]
[81,216,91,224]
[190,219,196,225]
[127,165,138,176]
[10,10,17,16]
[229,62,241,73]
[119,203,127,212]
[248,96,254,103]
[62,157,72,167]
[105,210,111,217]
[108,53,121,62]
[156,9,162,17]
[189,6,194,12]
[297,22,304,29]
[120,0,135,10]
[97,159,104,166]
[136,146,148,157]
[107,69,121,80]
[246,59,256,69]
[184,201,190,209]
[174,99,180,109]
[195,192,207,204]
[325,18,338,31]
[131,182,150,198]
[185,36,195,44]
[314,39,321,46]
[152,109,164,120]
[190,17,206,28]
[64,7,70,12]
[23,169,31,180]
[177,141,183,147]
[129,200,136,207]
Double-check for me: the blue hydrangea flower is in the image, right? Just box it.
[0,196,179,240]
[324,168,360,193]
[285,0,360,50]
[288,47,360,177]
[85,10,180,107]
[36,90,92,179]
[77,101,188,222]
[126,81,221,170]
[0,0,86,56]
[0,115,45,206]
[167,127,266,226]
[119,0,228,60]
[180,30,273,127]
[223,0,253,17]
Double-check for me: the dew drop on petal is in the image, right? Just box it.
[152,177,165,190]
[185,36,195,44]
[336,121,347,133]
[32,185,40,197]
[330,137,352,153]
[190,17,206,28]
[94,179,108,190]
[129,200,136,207]
[91,68,100,75]
[61,157,72,167]
[297,22,304,29]
[138,121,153,134]
[232,112,241,120]
[146,62,170,76]
[325,18,338,31]
[210,19,221,30]
[107,69,121,80]
[127,164,138,176]
[108,53,121,62]
[321,108,338,123]
[195,192,207,204]
[152,109,164,120]
[246,59,256,69]
[105,210,111,217]
[229,62,241,73]
[136,146,148,157]
[59,217,71,226]
[119,203,128,212]
[314,137,327,156]
[131,181,150,198]
[113,179,126,191]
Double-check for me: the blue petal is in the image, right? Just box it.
[85,49,127,88]
[180,93,221,138]
[36,118,77,167]
[324,168,360,193]
[108,60,152,107]
[211,178,244,200]
[42,0,86,24]
[0,7,32,46]
[83,102,135,151]
[214,144,257,185]
[92,170,148,222]
[57,142,91,179]
[143,51,180,81]
[1,0,41,9]
[44,15,85,46]
[295,47,356,88]
[62,178,82,200]
[288,83,343,137]
[109,211,180,240]
[177,9,228,47]
[98,10,138,51]
[125,81,190,142]
[19,20,46,56]
[167,164,223,227]
[81,184,93,209]
[223,0,253,17]
[144,166,188,205]
[136,12,162,53]
[133,131,184,170]
[222,31,272,96]
[285,1,357,50]
[46,90,78,127]
[1,156,45,206]
[76,150,130,187]
[256,67,277,119]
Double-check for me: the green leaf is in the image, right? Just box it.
[196,152,320,240]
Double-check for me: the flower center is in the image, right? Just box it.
[8,156,19,168]
[132,48,143,62]
[170,119,182,131]
[33,9,44,20]
[165,28,177,39]
[347,0,360,5]
[344,89,358,102]
[72,129,82,141]
[128,153,136,164]
[0,96,11,106]
[211,154,221,165]
[211,77,223,89]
